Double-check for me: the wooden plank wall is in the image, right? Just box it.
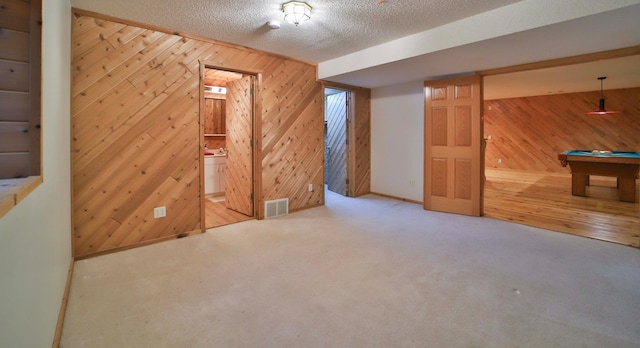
[352,87,371,197]
[205,137,226,150]
[0,0,40,178]
[260,62,324,212]
[484,87,640,173]
[71,11,338,257]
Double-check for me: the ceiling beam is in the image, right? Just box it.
[478,45,640,76]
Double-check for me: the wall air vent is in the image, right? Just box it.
[265,198,289,219]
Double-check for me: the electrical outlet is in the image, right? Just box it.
[308,183,313,192]
[409,180,415,186]
[154,206,166,218]
[498,158,502,163]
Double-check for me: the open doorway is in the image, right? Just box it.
[479,52,640,247]
[202,66,256,229]
[324,87,349,196]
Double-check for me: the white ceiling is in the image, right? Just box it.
[484,54,640,100]
[71,0,640,98]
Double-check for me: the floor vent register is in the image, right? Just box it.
[265,198,289,219]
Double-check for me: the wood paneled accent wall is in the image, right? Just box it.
[71,10,341,257]
[203,97,225,135]
[484,87,640,173]
[205,137,226,150]
[260,63,324,212]
[352,87,372,197]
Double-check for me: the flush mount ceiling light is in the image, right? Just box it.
[585,76,621,115]
[282,1,311,26]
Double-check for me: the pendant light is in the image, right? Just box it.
[585,76,621,115]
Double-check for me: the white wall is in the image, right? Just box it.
[370,81,424,202]
[0,0,72,346]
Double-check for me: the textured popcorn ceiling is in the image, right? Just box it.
[71,0,640,96]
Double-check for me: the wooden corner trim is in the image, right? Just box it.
[52,257,74,348]
[370,192,423,205]
[478,45,640,76]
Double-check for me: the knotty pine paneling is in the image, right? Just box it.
[0,0,31,32]
[0,91,29,121]
[0,28,30,62]
[72,11,328,257]
[352,87,371,197]
[0,0,40,180]
[205,137,226,150]
[261,62,324,212]
[0,60,30,91]
[484,88,640,173]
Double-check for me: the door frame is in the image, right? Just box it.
[423,75,484,216]
[323,87,352,196]
[322,83,357,197]
[199,61,263,230]
[476,46,640,217]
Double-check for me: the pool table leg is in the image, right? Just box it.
[618,177,636,203]
[571,173,589,197]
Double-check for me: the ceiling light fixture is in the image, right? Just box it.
[282,1,311,26]
[204,86,226,94]
[585,76,621,115]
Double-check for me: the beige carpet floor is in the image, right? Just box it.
[60,190,640,347]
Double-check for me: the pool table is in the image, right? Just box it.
[558,150,640,203]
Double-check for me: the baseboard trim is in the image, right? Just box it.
[370,192,423,205]
[52,257,74,348]
[289,202,323,214]
[74,230,201,260]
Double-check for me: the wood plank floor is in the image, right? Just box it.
[205,197,253,229]
[484,168,639,248]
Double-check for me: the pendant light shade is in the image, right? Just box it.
[585,76,621,115]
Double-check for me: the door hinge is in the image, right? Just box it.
[250,87,254,96]
[250,193,254,201]
[250,139,254,147]
[346,178,349,185]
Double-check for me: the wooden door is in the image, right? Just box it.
[424,75,483,216]
[325,91,348,196]
[225,76,254,216]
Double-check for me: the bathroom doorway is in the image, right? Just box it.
[202,66,256,229]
